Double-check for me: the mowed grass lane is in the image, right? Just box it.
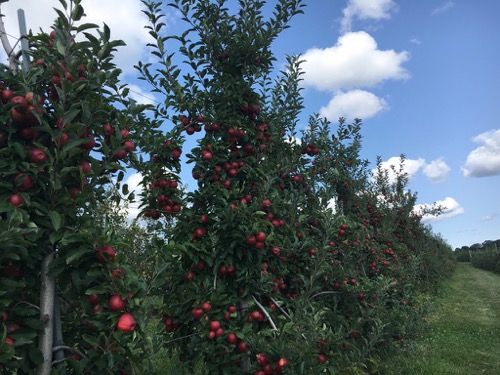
[390,262,500,374]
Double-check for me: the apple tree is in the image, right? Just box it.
[135,0,454,374]
[0,1,152,373]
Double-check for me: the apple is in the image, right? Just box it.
[123,140,136,152]
[250,310,263,321]
[88,294,99,305]
[237,341,248,353]
[226,332,238,345]
[109,294,127,311]
[201,301,211,312]
[256,353,268,366]
[14,173,33,191]
[117,313,136,333]
[317,354,327,364]
[192,307,203,319]
[1,89,14,103]
[208,320,220,332]
[8,194,24,207]
[96,245,116,263]
[10,108,26,123]
[5,337,14,346]
[112,268,126,279]
[102,123,115,136]
[10,95,29,112]
[114,149,128,160]
[261,199,272,208]
[30,148,47,164]
[255,231,266,243]
[79,161,92,174]
[171,148,182,160]
[201,150,212,160]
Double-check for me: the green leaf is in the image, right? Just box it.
[77,23,99,32]
[28,346,44,365]
[66,247,92,264]
[71,4,84,21]
[49,211,62,231]
[56,39,66,56]
[82,334,100,347]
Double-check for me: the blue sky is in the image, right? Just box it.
[1,0,499,249]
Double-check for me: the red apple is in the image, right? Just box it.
[14,173,33,191]
[208,320,220,332]
[8,194,24,207]
[112,268,126,279]
[1,89,14,103]
[10,95,29,112]
[226,332,238,345]
[88,294,99,305]
[192,307,203,319]
[96,245,116,263]
[201,301,212,312]
[30,148,47,164]
[117,313,136,333]
[237,341,248,353]
[109,294,127,311]
[79,161,92,174]
[123,140,136,152]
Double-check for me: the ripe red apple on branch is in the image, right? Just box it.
[117,313,136,333]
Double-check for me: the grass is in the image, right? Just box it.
[383,262,500,374]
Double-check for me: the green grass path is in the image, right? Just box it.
[396,262,500,374]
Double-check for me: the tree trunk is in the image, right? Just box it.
[36,252,55,375]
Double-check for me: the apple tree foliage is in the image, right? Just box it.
[137,0,453,374]
[0,1,153,373]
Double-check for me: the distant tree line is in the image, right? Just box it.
[455,239,500,273]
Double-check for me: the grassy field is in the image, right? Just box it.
[384,262,500,374]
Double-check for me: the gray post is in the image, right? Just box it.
[17,8,29,72]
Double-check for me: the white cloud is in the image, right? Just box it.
[123,172,144,220]
[319,89,388,121]
[126,84,157,106]
[431,1,455,16]
[301,31,410,91]
[341,0,397,32]
[409,38,422,45]
[0,0,151,75]
[480,214,496,222]
[374,156,426,184]
[415,197,464,223]
[374,156,452,184]
[462,129,500,177]
[423,157,451,183]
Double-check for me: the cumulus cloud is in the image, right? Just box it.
[374,156,426,184]
[301,31,410,92]
[462,129,500,177]
[374,156,452,184]
[319,89,388,121]
[415,197,464,223]
[0,0,151,75]
[423,157,451,183]
[341,0,397,32]
[431,1,455,16]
